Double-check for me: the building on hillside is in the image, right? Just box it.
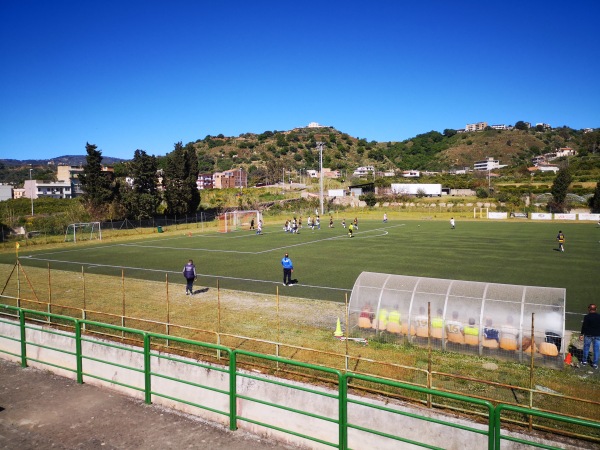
[465,122,487,132]
[322,168,340,179]
[13,188,25,199]
[0,184,13,201]
[213,168,247,189]
[307,122,324,128]
[535,123,552,130]
[528,165,560,174]
[473,157,507,171]
[348,182,375,197]
[402,170,420,178]
[196,174,214,190]
[56,165,84,197]
[490,124,509,130]
[353,166,374,177]
[306,169,319,178]
[23,180,72,199]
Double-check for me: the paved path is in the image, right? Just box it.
[0,358,296,450]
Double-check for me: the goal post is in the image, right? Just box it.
[65,222,102,242]
[473,207,489,219]
[218,210,261,233]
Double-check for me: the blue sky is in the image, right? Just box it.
[1,1,599,161]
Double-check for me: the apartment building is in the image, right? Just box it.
[213,168,247,189]
[473,157,506,171]
[23,180,72,199]
[465,122,488,132]
[196,174,214,190]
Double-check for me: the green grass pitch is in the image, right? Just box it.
[4,219,598,330]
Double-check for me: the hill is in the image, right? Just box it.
[188,125,597,182]
[1,126,598,187]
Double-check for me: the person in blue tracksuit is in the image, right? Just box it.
[182,259,197,295]
[281,253,294,286]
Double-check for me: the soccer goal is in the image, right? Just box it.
[473,207,489,219]
[218,210,261,233]
[65,222,102,242]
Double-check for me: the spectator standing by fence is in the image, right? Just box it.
[580,304,600,368]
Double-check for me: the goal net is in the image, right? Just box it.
[218,210,261,233]
[65,222,102,242]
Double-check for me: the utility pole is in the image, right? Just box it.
[29,167,34,216]
[316,141,325,216]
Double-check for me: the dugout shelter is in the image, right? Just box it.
[349,272,566,366]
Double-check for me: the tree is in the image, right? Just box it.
[514,121,529,131]
[163,142,200,216]
[79,143,114,218]
[549,168,572,213]
[443,129,457,137]
[589,180,600,213]
[120,150,160,220]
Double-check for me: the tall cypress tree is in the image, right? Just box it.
[120,150,160,219]
[549,167,572,213]
[163,142,200,216]
[79,143,114,217]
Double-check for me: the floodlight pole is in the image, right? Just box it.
[316,141,324,216]
[29,168,34,216]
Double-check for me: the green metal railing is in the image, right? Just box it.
[1,304,598,449]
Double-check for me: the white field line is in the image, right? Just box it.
[19,256,351,292]
[18,223,405,291]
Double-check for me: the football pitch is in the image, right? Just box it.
[3,219,598,330]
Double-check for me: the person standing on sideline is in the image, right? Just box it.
[250,218,255,230]
[281,253,294,286]
[579,304,600,368]
[256,220,262,235]
[557,230,565,252]
[450,217,455,229]
[383,213,387,223]
[182,259,197,295]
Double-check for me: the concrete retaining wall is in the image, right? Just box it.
[0,319,587,449]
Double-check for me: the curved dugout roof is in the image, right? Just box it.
[349,272,566,358]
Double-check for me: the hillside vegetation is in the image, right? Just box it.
[182,125,599,186]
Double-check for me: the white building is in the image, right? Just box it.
[353,166,375,177]
[402,170,420,178]
[23,180,72,199]
[473,157,507,171]
[465,122,487,132]
[0,184,13,201]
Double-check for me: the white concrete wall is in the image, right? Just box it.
[0,319,586,450]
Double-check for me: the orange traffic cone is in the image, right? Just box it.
[564,352,572,365]
[334,318,344,337]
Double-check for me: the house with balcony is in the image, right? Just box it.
[196,174,214,190]
[213,168,247,189]
[465,122,487,132]
[473,157,507,171]
[23,180,72,199]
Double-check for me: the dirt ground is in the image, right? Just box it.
[0,358,298,450]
